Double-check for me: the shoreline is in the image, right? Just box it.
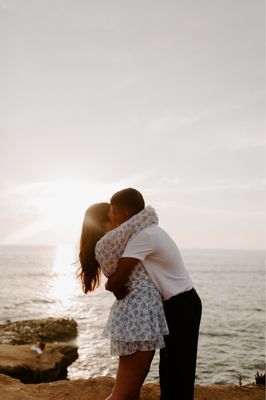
[0,374,265,400]
[0,318,264,389]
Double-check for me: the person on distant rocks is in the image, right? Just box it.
[78,192,169,400]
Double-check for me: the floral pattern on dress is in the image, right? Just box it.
[95,206,169,356]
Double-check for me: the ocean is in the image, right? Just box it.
[0,245,264,385]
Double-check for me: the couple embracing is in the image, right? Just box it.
[78,188,202,400]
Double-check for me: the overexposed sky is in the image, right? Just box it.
[0,0,265,249]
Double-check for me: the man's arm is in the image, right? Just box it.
[106,229,152,299]
[105,257,139,294]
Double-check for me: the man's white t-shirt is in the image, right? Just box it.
[122,225,194,301]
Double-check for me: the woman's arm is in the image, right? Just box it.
[95,206,157,277]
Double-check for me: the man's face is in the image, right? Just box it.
[110,205,131,226]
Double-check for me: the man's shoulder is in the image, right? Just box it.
[132,225,164,239]
[127,225,156,241]
[141,225,177,245]
[144,225,167,234]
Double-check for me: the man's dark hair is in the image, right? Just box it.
[111,188,145,215]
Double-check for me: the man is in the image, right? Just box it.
[106,188,202,400]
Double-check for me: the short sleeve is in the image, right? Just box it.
[122,229,154,261]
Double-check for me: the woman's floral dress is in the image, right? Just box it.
[95,206,169,356]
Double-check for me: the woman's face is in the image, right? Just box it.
[102,218,114,233]
[102,208,116,233]
[110,205,130,226]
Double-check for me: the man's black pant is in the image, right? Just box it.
[159,288,202,400]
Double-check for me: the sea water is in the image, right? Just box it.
[0,245,264,385]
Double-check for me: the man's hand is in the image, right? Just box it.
[109,285,129,300]
[105,257,139,294]
[105,257,139,300]
[105,280,129,299]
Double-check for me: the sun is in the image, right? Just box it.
[7,179,121,244]
[30,180,118,241]
[32,180,92,226]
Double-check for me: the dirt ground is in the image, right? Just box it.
[0,374,264,400]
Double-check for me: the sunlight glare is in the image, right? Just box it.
[49,244,78,306]
[6,179,122,244]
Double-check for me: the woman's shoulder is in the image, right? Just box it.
[95,226,121,253]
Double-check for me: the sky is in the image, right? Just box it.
[0,0,265,250]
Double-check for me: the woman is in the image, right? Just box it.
[78,202,168,400]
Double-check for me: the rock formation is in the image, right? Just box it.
[0,318,78,345]
[0,343,78,383]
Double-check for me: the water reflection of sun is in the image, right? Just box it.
[49,244,79,310]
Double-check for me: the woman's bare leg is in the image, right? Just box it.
[105,350,155,400]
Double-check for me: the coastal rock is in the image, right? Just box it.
[0,374,264,400]
[0,317,78,344]
[0,343,78,383]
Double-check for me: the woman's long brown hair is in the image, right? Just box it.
[78,202,110,293]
